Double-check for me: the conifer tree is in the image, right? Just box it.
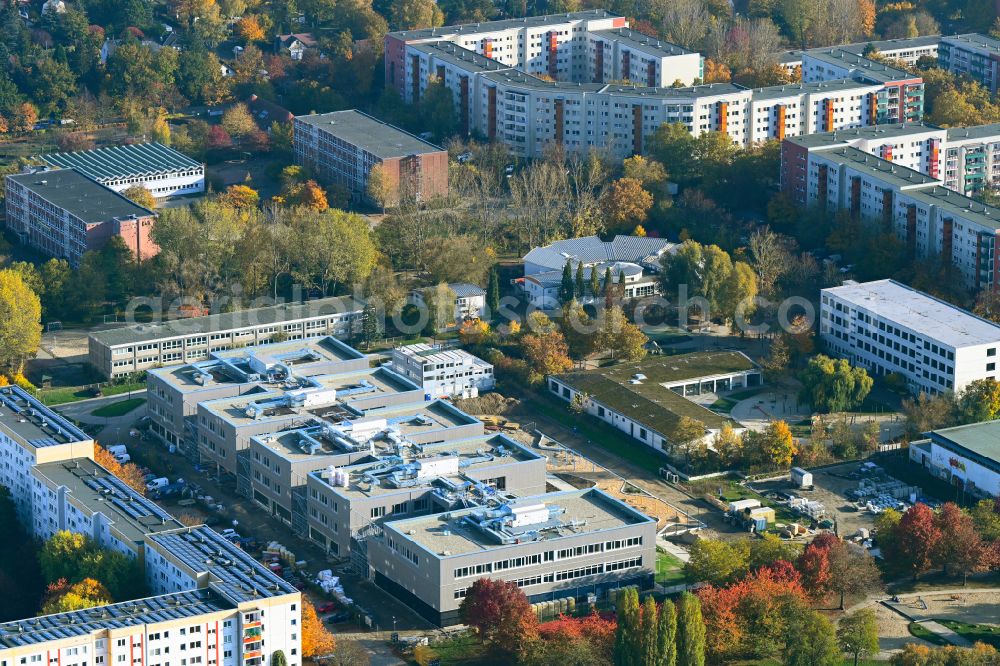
[559,260,574,303]
[613,587,641,666]
[575,261,585,298]
[639,595,659,666]
[676,592,705,666]
[486,267,500,318]
[658,599,678,666]
[589,264,600,296]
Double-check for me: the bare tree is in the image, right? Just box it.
[661,0,711,50]
[748,226,788,296]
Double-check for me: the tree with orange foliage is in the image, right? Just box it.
[858,0,875,36]
[600,177,653,232]
[237,16,265,42]
[519,331,573,384]
[703,58,732,83]
[284,180,329,211]
[698,561,809,660]
[301,599,336,658]
[219,184,260,210]
[460,578,538,655]
[94,444,147,496]
[458,318,492,346]
[11,102,38,133]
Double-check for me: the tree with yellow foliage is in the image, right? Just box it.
[0,269,42,374]
[237,16,265,42]
[600,178,653,232]
[218,184,260,210]
[703,59,732,83]
[123,185,157,210]
[459,318,492,346]
[41,578,112,614]
[301,600,336,658]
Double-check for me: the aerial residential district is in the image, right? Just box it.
[7,0,1000,664]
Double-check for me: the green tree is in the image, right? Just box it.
[418,77,457,142]
[0,269,42,373]
[588,265,600,297]
[676,592,705,666]
[658,599,678,666]
[748,533,801,570]
[575,261,585,299]
[838,608,880,666]
[360,303,381,349]
[559,299,596,358]
[486,266,500,317]
[784,610,839,666]
[596,305,648,361]
[639,595,659,666]
[684,539,750,586]
[799,355,874,413]
[559,260,575,303]
[389,0,444,29]
[649,123,697,183]
[270,651,287,666]
[614,587,641,666]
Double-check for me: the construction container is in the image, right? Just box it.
[728,498,762,514]
[790,467,813,488]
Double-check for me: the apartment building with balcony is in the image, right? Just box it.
[4,168,158,266]
[938,34,1000,96]
[292,110,448,205]
[368,488,656,625]
[821,279,1000,395]
[89,296,365,379]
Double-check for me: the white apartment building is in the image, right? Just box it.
[776,35,941,76]
[821,279,1000,395]
[390,343,495,398]
[938,34,1000,96]
[0,389,301,666]
[386,11,925,159]
[943,124,1000,196]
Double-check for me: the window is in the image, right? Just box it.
[371,506,386,519]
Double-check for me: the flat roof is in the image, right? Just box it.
[906,186,1000,231]
[589,28,692,57]
[311,433,541,499]
[389,9,618,40]
[149,336,366,391]
[926,420,1000,462]
[393,343,492,367]
[823,279,1000,348]
[945,123,1000,142]
[0,386,91,447]
[33,458,182,545]
[410,41,513,74]
[7,168,153,224]
[90,296,364,347]
[0,589,231,648]
[553,351,753,437]
[294,110,444,159]
[146,526,297,603]
[785,122,945,148]
[814,146,941,189]
[752,77,880,101]
[385,488,652,556]
[803,49,915,82]
[39,143,202,181]
[942,33,1000,55]
[775,35,940,64]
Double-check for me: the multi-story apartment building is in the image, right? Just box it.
[293,110,448,205]
[407,282,488,327]
[0,393,301,666]
[146,336,370,459]
[0,386,95,523]
[39,142,205,199]
[386,11,925,158]
[304,432,546,558]
[821,279,1000,395]
[368,488,657,625]
[781,141,1000,290]
[781,122,1000,200]
[938,34,1000,96]
[4,168,158,266]
[777,35,941,76]
[390,343,495,398]
[89,295,365,379]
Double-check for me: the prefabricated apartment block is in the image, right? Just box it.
[89,295,365,378]
[549,351,760,452]
[385,10,927,159]
[0,386,302,666]
[368,488,657,625]
[39,142,205,199]
[293,110,448,205]
[821,279,1000,395]
[4,167,158,266]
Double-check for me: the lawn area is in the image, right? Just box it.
[656,550,688,586]
[939,620,1000,648]
[37,386,97,406]
[710,397,739,413]
[91,398,146,418]
[414,633,507,666]
[532,390,670,474]
[99,382,146,397]
[908,622,950,646]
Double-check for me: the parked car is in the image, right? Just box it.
[325,611,351,624]
[317,602,336,614]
